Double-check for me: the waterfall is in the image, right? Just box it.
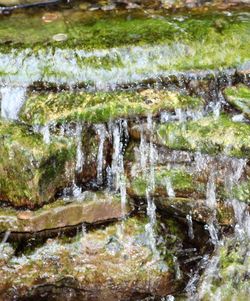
[0,86,26,120]
[95,124,107,186]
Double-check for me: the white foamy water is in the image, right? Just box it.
[1,86,26,120]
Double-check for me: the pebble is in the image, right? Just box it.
[42,12,59,23]
[52,33,68,42]
[101,4,116,11]
[17,210,33,220]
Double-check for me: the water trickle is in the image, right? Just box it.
[110,120,127,215]
[140,114,159,258]
[40,124,51,144]
[95,124,107,186]
[206,171,216,209]
[165,176,175,198]
[186,214,194,240]
[75,123,84,173]
[1,230,11,244]
[0,86,26,120]
[204,222,219,245]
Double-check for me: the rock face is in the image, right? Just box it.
[0,2,250,301]
[0,217,185,300]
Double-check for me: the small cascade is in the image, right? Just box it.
[75,123,84,173]
[95,124,107,186]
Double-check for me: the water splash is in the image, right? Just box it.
[0,86,26,120]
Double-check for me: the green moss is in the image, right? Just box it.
[157,114,250,158]
[0,10,249,74]
[0,119,75,207]
[231,179,250,204]
[20,89,203,126]
[224,84,250,119]
[130,166,202,197]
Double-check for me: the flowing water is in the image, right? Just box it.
[0,3,249,301]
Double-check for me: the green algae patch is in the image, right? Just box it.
[0,119,75,208]
[20,89,203,126]
[224,84,250,119]
[156,114,250,158]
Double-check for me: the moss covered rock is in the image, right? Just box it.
[224,84,250,120]
[156,114,250,158]
[19,89,203,126]
[0,119,75,208]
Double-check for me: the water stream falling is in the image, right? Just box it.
[140,114,159,258]
[110,120,127,216]
[75,123,84,173]
[95,124,107,186]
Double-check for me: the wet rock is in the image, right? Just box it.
[0,217,181,300]
[0,191,132,233]
[0,120,75,208]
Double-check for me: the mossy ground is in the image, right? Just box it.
[20,89,203,125]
